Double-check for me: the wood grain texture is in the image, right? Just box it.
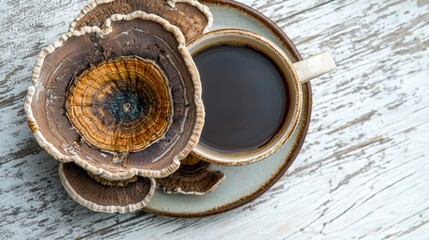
[0,0,428,239]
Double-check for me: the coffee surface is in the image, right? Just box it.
[194,45,289,153]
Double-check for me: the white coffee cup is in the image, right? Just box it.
[188,29,336,165]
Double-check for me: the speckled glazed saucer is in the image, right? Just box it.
[144,0,312,217]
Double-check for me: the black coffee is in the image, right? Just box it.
[194,45,289,153]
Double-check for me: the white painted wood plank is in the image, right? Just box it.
[0,0,428,239]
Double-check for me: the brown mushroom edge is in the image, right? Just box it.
[157,155,225,195]
[70,0,213,42]
[59,162,156,213]
[24,11,205,181]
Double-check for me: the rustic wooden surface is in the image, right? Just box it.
[1,0,428,239]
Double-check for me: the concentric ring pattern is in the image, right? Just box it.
[65,56,172,153]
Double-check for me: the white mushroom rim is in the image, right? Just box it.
[24,11,205,181]
[69,0,213,33]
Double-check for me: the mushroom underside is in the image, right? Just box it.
[71,0,211,42]
[59,162,155,213]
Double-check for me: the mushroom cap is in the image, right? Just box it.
[59,162,156,213]
[25,11,204,181]
[70,0,213,42]
[157,154,225,195]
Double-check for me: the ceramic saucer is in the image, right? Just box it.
[144,0,312,217]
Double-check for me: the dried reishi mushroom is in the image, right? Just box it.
[70,0,213,42]
[65,56,172,153]
[24,11,204,183]
[59,162,155,213]
[157,154,225,195]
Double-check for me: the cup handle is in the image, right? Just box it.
[293,51,336,84]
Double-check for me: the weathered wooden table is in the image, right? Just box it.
[1,0,428,239]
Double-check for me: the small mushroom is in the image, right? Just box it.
[25,11,204,183]
[59,162,155,213]
[157,154,225,195]
[70,0,213,42]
